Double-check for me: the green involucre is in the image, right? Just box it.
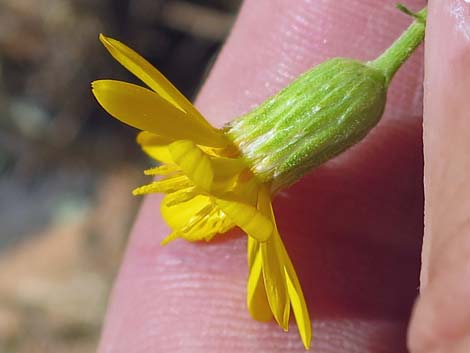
[226,59,387,190]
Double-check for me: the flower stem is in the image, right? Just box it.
[368,6,427,85]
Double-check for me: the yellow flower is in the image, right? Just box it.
[92,34,312,349]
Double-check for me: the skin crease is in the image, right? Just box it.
[96,0,469,353]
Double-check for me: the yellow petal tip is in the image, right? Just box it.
[161,232,179,245]
[99,33,113,46]
[99,33,117,52]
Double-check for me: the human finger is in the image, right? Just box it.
[408,1,470,352]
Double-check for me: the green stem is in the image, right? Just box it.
[368,6,427,85]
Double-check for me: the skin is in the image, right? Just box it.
[97,1,470,352]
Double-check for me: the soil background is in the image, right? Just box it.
[0,1,241,352]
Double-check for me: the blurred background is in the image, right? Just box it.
[0,0,241,352]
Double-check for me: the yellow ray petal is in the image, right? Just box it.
[180,207,227,241]
[142,145,173,164]
[161,210,228,245]
[247,232,260,268]
[257,187,290,329]
[168,140,214,191]
[92,80,227,147]
[258,186,312,348]
[260,234,290,331]
[100,34,206,120]
[211,156,246,178]
[180,202,214,231]
[161,194,233,244]
[247,236,273,322]
[215,198,273,242]
[136,131,173,163]
[137,131,172,145]
[161,194,211,230]
[232,176,261,206]
[284,262,312,350]
[209,156,248,194]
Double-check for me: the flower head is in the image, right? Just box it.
[92,34,312,348]
[92,8,427,348]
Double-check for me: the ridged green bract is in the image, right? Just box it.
[226,58,387,191]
